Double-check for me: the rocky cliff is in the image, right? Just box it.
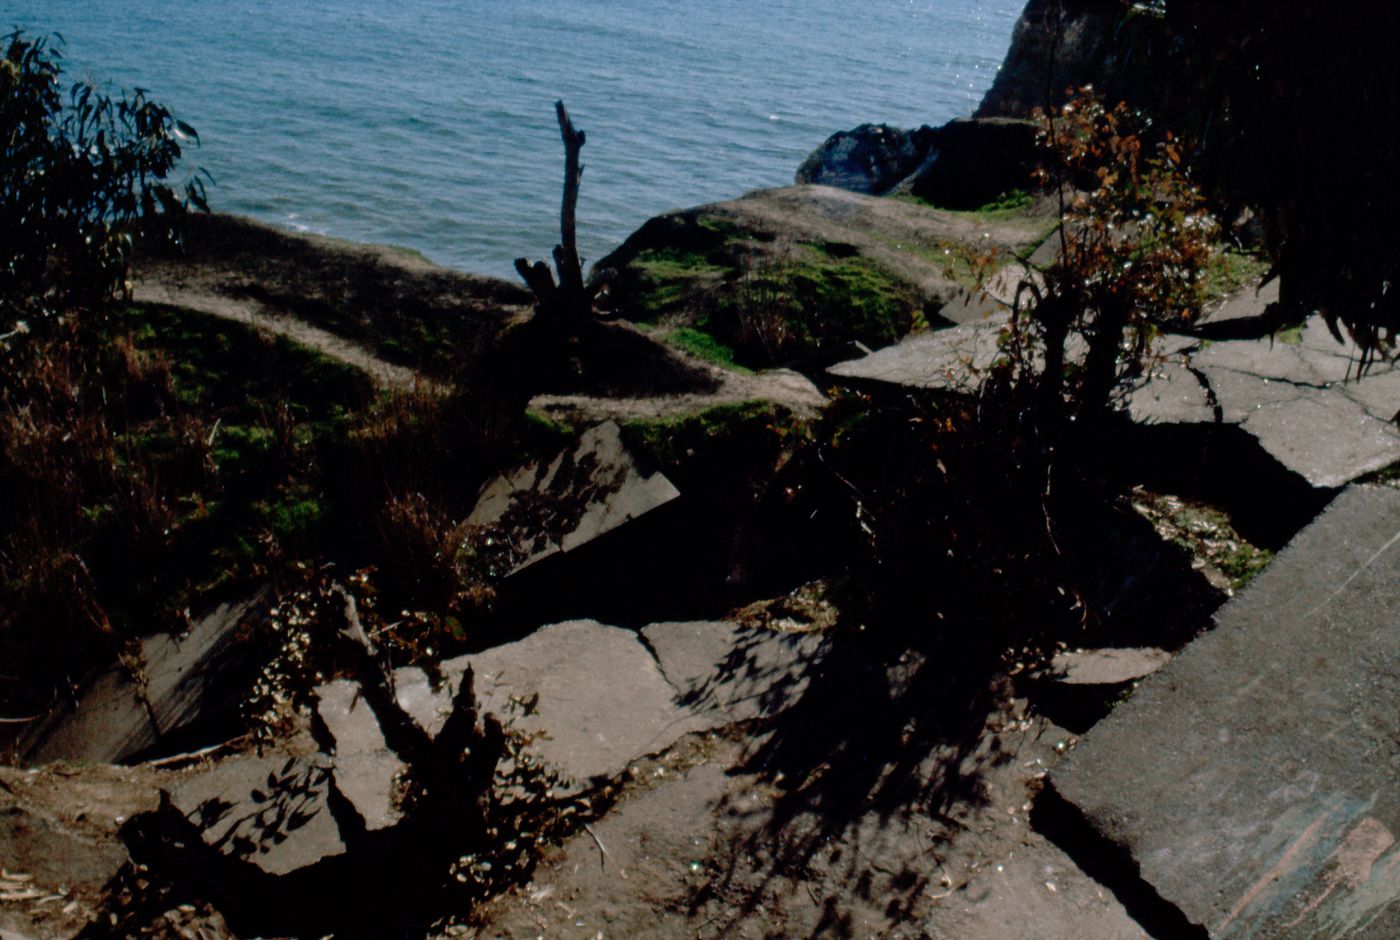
[974,1,1192,129]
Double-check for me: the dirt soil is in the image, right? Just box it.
[133,212,531,381]
[0,763,182,940]
[455,678,1142,940]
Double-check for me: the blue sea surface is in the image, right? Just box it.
[2,1,1021,278]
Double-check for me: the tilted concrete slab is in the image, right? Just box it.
[438,620,825,787]
[828,316,1003,392]
[466,420,680,577]
[1048,485,1400,938]
[421,621,710,790]
[24,590,269,764]
[1045,647,1171,686]
[314,679,407,831]
[1131,316,1400,487]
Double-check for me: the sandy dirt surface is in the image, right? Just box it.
[459,682,1143,940]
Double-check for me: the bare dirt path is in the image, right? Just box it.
[132,212,833,418]
[135,274,830,420]
[529,359,828,423]
[132,280,424,390]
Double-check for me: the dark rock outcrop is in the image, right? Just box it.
[975,0,1176,122]
[795,123,938,195]
[797,117,1041,210]
[899,117,1040,210]
[976,0,1120,119]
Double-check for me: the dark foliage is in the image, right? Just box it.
[1,31,207,337]
[1165,2,1399,364]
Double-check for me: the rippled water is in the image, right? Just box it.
[2,1,1021,277]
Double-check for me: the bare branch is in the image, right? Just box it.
[554,100,586,294]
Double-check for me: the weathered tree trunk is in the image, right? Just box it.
[514,100,613,333]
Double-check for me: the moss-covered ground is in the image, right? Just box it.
[615,218,927,369]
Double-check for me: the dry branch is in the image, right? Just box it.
[514,100,614,331]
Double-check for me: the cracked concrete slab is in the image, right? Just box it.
[931,836,1149,940]
[427,621,712,790]
[1048,485,1400,938]
[314,679,407,831]
[1156,314,1400,488]
[465,421,680,577]
[639,621,827,724]
[169,754,345,877]
[436,620,826,789]
[829,298,1400,487]
[1235,391,1400,488]
[467,697,1146,940]
[1045,647,1171,686]
[827,316,1003,392]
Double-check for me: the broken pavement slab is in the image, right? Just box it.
[314,680,407,832]
[929,837,1149,940]
[639,621,827,723]
[437,621,705,789]
[830,305,1400,489]
[168,754,347,877]
[1129,315,1400,488]
[20,590,270,765]
[1047,485,1400,938]
[466,695,1146,940]
[827,315,1003,393]
[319,619,829,798]
[1045,647,1171,686]
[465,420,680,577]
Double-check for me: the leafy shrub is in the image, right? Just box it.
[1,31,207,340]
[989,89,1218,435]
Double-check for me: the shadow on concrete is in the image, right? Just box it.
[1032,783,1210,939]
[1113,421,1334,551]
[679,622,1010,939]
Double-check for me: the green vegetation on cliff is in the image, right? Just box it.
[612,215,926,368]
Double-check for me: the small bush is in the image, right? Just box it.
[1,31,206,339]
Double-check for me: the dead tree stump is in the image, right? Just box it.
[514,100,613,334]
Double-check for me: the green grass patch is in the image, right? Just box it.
[626,246,729,320]
[97,303,376,612]
[869,230,991,289]
[619,223,925,368]
[519,409,578,457]
[622,400,804,472]
[697,215,747,240]
[632,246,719,280]
[779,246,918,349]
[961,189,1035,218]
[118,304,373,419]
[1359,459,1400,489]
[891,188,1036,220]
[1132,489,1274,592]
[667,326,751,373]
[1204,248,1272,301]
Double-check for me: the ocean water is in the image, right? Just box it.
[2,1,1022,278]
